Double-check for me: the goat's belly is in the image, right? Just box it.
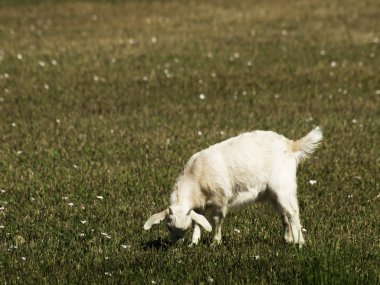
[228,186,264,208]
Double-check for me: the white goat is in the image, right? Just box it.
[144,127,323,246]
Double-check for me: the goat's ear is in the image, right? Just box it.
[190,211,212,232]
[143,209,169,230]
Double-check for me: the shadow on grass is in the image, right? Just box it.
[141,237,171,251]
[141,237,212,250]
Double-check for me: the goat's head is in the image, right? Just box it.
[144,205,212,243]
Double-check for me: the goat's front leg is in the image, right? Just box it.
[211,214,224,245]
[191,223,201,245]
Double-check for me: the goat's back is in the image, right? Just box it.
[185,131,294,191]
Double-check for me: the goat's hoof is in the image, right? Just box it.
[211,240,222,246]
[298,240,306,248]
[284,238,294,244]
[286,240,305,248]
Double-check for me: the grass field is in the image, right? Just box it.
[0,0,379,283]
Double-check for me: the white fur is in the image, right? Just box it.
[144,127,323,246]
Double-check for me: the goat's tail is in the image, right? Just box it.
[291,126,323,164]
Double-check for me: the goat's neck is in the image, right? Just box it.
[170,177,202,209]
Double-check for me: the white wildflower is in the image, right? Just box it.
[309,180,317,185]
[305,116,313,122]
[151,37,157,44]
[101,232,111,239]
[199,93,206,100]
[68,202,74,207]
[17,54,23,60]
[96,195,104,200]
[234,228,241,233]
[330,61,337,68]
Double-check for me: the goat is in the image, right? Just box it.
[144,127,323,246]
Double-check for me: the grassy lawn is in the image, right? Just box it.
[0,0,379,283]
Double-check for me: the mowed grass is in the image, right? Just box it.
[0,0,379,283]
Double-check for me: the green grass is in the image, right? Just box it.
[0,0,379,283]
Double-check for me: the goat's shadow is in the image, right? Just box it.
[142,237,215,251]
[141,237,171,251]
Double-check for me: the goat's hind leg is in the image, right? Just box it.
[272,186,305,246]
[282,214,294,244]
